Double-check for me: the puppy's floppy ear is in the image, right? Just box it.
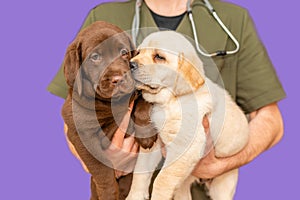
[63,41,83,95]
[177,52,204,90]
[130,49,138,58]
[126,33,137,58]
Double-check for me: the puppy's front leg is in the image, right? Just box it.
[151,158,196,200]
[151,129,206,200]
[173,175,198,200]
[126,142,163,200]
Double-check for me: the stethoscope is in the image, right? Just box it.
[131,0,240,57]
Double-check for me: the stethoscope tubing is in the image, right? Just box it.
[132,0,240,57]
[188,0,240,56]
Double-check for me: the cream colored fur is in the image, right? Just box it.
[126,31,249,200]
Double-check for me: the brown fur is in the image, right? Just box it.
[61,21,157,200]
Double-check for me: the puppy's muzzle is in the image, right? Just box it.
[111,75,124,85]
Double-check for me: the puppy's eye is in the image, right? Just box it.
[120,48,129,57]
[154,54,166,61]
[90,53,101,61]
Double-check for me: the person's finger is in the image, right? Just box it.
[130,140,139,154]
[111,128,126,149]
[203,114,210,134]
[122,135,136,152]
[111,101,135,148]
[204,131,214,156]
[129,100,134,111]
[114,170,123,179]
[112,150,137,172]
[119,112,131,131]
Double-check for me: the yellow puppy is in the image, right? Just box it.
[126,31,249,200]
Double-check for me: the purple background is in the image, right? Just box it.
[0,0,298,199]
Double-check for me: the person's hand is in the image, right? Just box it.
[192,115,230,179]
[105,101,139,178]
[192,144,228,179]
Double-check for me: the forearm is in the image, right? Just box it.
[192,103,284,179]
[220,103,284,172]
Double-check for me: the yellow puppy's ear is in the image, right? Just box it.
[63,41,83,95]
[178,53,204,90]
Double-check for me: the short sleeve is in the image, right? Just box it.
[47,63,68,99]
[235,11,286,113]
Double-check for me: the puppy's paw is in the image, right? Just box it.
[126,192,149,200]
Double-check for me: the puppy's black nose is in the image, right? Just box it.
[130,61,139,71]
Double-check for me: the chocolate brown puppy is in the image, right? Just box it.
[61,21,157,200]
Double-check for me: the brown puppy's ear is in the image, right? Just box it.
[63,41,82,90]
[177,52,204,90]
[126,33,137,58]
[63,41,83,96]
[130,49,138,58]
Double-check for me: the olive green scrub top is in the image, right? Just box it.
[48,0,286,198]
[48,0,285,200]
[48,0,285,114]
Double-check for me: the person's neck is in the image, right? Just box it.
[144,0,191,17]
